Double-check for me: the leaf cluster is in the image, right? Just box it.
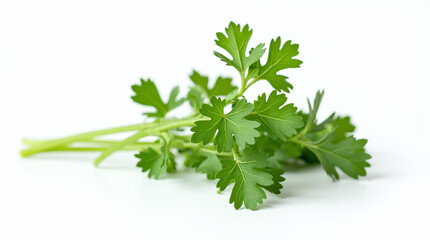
[129,22,371,210]
[21,22,371,211]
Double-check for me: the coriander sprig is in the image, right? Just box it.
[21,21,371,210]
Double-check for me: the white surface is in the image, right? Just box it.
[1,0,429,239]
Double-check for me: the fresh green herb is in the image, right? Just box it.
[20,22,371,210]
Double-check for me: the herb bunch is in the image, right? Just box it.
[21,22,371,210]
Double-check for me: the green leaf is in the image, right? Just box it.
[216,149,274,210]
[254,37,302,92]
[251,135,281,156]
[191,97,260,152]
[307,90,325,129]
[266,150,287,169]
[332,116,356,143]
[259,167,285,194]
[135,141,170,179]
[282,142,303,158]
[189,71,237,97]
[308,114,356,143]
[298,132,371,180]
[248,90,303,141]
[187,86,205,112]
[214,22,265,73]
[189,70,209,91]
[311,113,335,133]
[182,148,205,168]
[210,76,237,96]
[298,90,325,134]
[166,153,177,173]
[196,152,222,180]
[131,79,185,117]
[166,86,186,111]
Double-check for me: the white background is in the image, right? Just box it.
[1,0,429,239]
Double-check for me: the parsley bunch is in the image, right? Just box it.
[21,22,371,210]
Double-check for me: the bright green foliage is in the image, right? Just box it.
[191,97,260,152]
[305,90,325,131]
[196,152,222,180]
[266,150,288,169]
[332,116,356,143]
[260,167,285,194]
[248,90,304,141]
[216,150,274,210]
[311,114,356,143]
[189,71,237,97]
[187,86,205,112]
[251,135,280,156]
[251,38,302,92]
[135,140,170,179]
[131,79,185,117]
[22,21,372,211]
[292,90,371,179]
[297,133,371,180]
[214,22,266,73]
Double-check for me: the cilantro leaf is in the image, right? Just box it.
[166,86,186,112]
[297,132,371,180]
[135,142,170,179]
[253,38,303,92]
[259,167,285,194]
[305,90,324,131]
[332,116,356,143]
[182,148,204,168]
[187,86,205,113]
[216,149,274,210]
[214,22,265,73]
[191,97,260,152]
[251,135,280,156]
[248,90,303,141]
[189,71,237,97]
[131,79,185,117]
[266,150,287,169]
[311,112,335,133]
[196,152,222,180]
[311,114,356,143]
[282,142,303,158]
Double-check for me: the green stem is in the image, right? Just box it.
[93,129,149,166]
[42,145,155,152]
[20,116,204,157]
[228,71,247,103]
[232,144,240,161]
[22,138,155,146]
[182,142,233,157]
[24,137,233,158]
[244,77,259,92]
[49,142,159,151]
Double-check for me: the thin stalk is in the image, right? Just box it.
[22,139,158,146]
[42,146,149,152]
[23,139,157,146]
[25,137,233,158]
[91,116,204,166]
[244,77,259,92]
[20,116,203,157]
[46,142,160,152]
[182,142,233,157]
[228,71,247,103]
[93,129,149,166]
